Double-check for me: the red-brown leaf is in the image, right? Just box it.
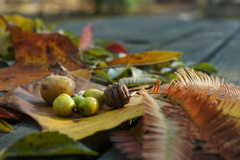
[105,42,130,55]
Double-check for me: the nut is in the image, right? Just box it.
[104,82,130,109]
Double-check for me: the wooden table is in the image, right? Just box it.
[1,15,240,159]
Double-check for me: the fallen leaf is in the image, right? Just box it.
[0,119,13,133]
[0,131,98,159]
[0,64,144,140]
[79,24,94,49]
[0,20,90,91]
[105,42,130,55]
[0,107,23,120]
[106,50,183,66]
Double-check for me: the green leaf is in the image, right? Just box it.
[0,131,98,159]
[191,62,218,75]
[58,29,79,46]
[85,48,110,57]
[0,28,15,62]
[0,119,13,133]
[35,18,55,33]
[92,69,113,83]
[82,52,99,65]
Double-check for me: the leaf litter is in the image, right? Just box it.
[0,14,230,159]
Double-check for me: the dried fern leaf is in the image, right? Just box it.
[119,77,158,87]
[150,79,161,94]
[110,118,143,160]
[166,83,240,160]
[216,94,240,119]
[173,68,240,119]
[161,105,200,141]
[140,89,193,160]
[174,67,223,89]
[221,83,240,97]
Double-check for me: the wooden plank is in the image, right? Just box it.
[157,20,240,63]
[0,116,40,150]
[207,29,240,85]
[98,147,128,160]
[56,16,204,53]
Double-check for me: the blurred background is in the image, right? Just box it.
[1,0,240,22]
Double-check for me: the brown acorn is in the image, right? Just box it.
[104,82,130,109]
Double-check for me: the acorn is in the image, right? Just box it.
[104,82,130,109]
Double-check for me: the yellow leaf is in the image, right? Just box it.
[106,50,183,66]
[0,14,35,32]
[42,96,144,140]
[0,66,147,140]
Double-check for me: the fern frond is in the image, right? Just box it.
[172,68,240,119]
[150,79,161,94]
[140,89,193,160]
[110,119,143,159]
[150,79,173,97]
[221,83,240,97]
[166,83,240,160]
[161,105,200,141]
[174,67,223,89]
[216,94,240,119]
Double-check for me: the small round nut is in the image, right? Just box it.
[104,82,130,109]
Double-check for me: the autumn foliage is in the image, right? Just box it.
[111,68,240,160]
